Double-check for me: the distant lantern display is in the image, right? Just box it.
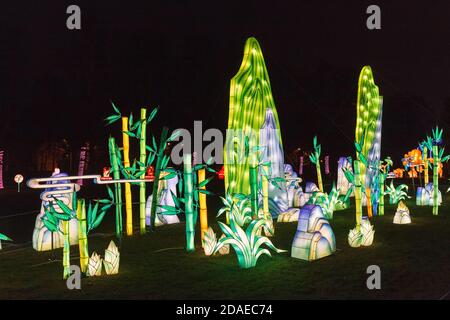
[299,156,304,175]
[324,155,330,175]
[0,151,4,189]
[77,143,90,186]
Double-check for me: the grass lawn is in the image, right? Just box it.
[1,190,449,299]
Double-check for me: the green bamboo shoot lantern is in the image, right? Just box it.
[108,137,123,238]
[139,108,147,234]
[355,66,382,213]
[224,37,283,198]
[184,154,195,252]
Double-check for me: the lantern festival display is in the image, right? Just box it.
[393,201,411,224]
[145,169,180,227]
[337,157,353,196]
[32,169,79,251]
[0,151,4,189]
[224,37,288,217]
[291,205,336,261]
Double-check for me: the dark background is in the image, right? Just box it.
[1,0,450,181]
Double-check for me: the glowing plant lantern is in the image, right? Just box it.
[348,218,375,248]
[384,180,409,204]
[355,66,383,214]
[32,169,79,252]
[213,212,286,269]
[393,201,411,224]
[198,168,209,242]
[378,157,393,216]
[87,252,102,277]
[104,240,120,275]
[291,205,336,261]
[218,234,230,255]
[217,192,252,227]
[224,37,285,211]
[145,170,180,227]
[360,219,375,246]
[122,117,133,236]
[309,136,324,192]
[139,108,147,235]
[108,137,123,237]
[307,184,342,220]
[420,127,450,215]
[343,158,375,247]
[184,154,195,252]
[416,183,442,206]
[0,232,12,250]
[202,227,217,256]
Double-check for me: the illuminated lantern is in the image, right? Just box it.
[284,164,302,207]
[299,156,304,175]
[139,108,147,235]
[108,137,123,237]
[258,108,289,216]
[0,151,4,189]
[213,212,286,268]
[348,218,374,247]
[122,117,133,236]
[76,143,90,186]
[145,170,180,227]
[324,155,330,175]
[32,169,79,251]
[355,66,383,215]
[393,168,405,178]
[0,232,12,250]
[337,157,353,196]
[198,168,209,242]
[216,165,225,180]
[202,227,217,256]
[145,165,155,180]
[416,183,442,206]
[87,252,102,277]
[101,167,112,180]
[291,205,336,261]
[277,208,300,222]
[224,37,286,215]
[104,240,120,275]
[393,201,411,224]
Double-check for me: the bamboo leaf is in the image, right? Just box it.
[110,101,121,115]
[148,107,159,123]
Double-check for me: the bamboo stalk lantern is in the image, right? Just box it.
[198,168,208,243]
[122,117,133,236]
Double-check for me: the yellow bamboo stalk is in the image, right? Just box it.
[122,117,133,236]
[366,187,372,218]
[76,199,88,273]
[198,168,208,244]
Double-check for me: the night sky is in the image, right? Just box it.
[1,1,450,174]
